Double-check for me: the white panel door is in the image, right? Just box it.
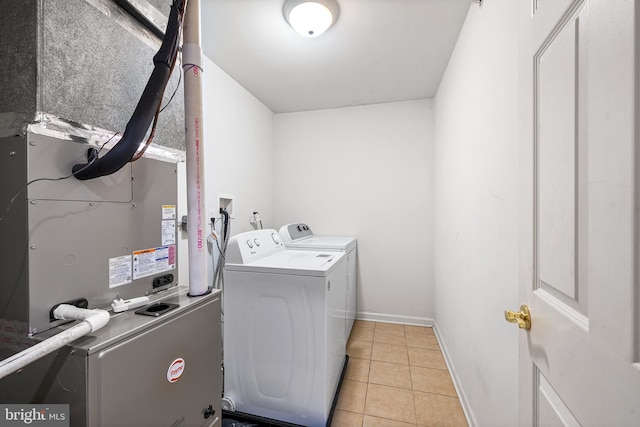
[518,0,640,425]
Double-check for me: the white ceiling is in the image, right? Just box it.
[201,0,472,113]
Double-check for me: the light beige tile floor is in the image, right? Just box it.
[332,321,468,427]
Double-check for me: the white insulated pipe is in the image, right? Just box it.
[0,305,109,380]
[182,0,209,296]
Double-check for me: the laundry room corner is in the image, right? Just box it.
[273,99,436,326]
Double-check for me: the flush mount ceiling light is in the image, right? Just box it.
[283,0,340,38]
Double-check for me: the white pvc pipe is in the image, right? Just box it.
[182,0,209,296]
[0,305,109,380]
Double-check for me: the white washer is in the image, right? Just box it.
[223,229,347,427]
[279,223,357,340]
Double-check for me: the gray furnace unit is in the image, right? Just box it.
[0,113,221,427]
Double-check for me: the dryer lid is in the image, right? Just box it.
[284,235,356,252]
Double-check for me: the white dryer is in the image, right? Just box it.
[279,223,357,340]
[223,229,347,427]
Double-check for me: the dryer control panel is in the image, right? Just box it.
[225,229,285,265]
[279,223,314,243]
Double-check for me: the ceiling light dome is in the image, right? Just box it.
[283,0,340,38]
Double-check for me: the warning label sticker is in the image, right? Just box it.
[162,205,177,220]
[133,246,176,280]
[162,220,176,245]
[133,248,157,280]
[156,245,176,273]
[109,255,132,288]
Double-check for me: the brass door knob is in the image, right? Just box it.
[505,305,531,330]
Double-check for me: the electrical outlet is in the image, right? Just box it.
[208,209,217,221]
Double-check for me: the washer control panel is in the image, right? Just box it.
[227,229,284,264]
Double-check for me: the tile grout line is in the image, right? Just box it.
[406,326,420,426]
[360,341,370,427]
[405,327,414,392]
[415,389,461,399]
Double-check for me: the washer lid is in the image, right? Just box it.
[225,249,345,277]
[284,235,357,252]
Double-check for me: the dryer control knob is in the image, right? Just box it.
[271,233,281,244]
[254,238,261,246]
[246,239,254,248]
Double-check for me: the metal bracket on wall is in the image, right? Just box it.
[181,215,188,231]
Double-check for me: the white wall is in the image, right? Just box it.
[178,56,275,287]
[434,1,519,425]
[274,100,435,323]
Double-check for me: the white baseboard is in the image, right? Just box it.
[432,321,478,427]
[356,311,434,327]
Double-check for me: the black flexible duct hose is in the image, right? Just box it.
[72,0,185,180]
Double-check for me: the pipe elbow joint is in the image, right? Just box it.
[53,304,110,333]
[84,309,110,332]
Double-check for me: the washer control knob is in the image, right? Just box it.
[297,225,302,231]
[254,238,261,246]
[246,239,254,248]
[271,233,281,244]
